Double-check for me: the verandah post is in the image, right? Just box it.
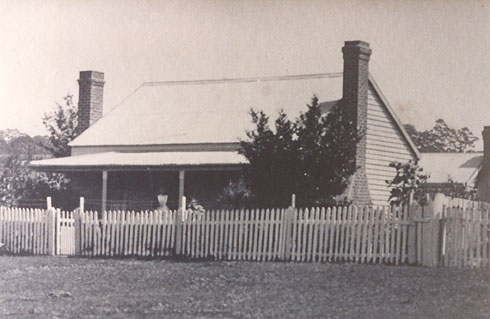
[102,171,108,214]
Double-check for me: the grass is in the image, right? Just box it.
[0,256,489,318]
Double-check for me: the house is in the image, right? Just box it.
[30,41,419,211]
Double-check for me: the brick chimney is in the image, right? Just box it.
[342,40,371,134]
[77,71,104,134]
[342,40,372,205]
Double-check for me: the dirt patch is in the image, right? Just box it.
[0,257,488,318]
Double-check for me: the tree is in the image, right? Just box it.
[0,94,79,209]
[239,96,361,207]
[386,160,429,206]
[239,109,299,207]
[404,119,478,153]
[42,94,79,158]
[0,152,73,207]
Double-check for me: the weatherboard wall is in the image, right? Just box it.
[365,84,416,206]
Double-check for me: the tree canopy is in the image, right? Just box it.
[42,94,79,158]
[238,96,361,208]
[0,94,78,208]
[404,119,478,153]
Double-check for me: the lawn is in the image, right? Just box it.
[0,257,489,318]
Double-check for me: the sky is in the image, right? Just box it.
[0,0,489,147]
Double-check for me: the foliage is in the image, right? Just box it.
[0,94,79,209]
[386,160,429,206]
[239,96,361,207]
[0,152,74,208]
[422,178,477,200]
[217,177,256,209]
[42,94,79,158]
[404,119,478,153]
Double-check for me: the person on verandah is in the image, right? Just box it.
[157,186,169,212]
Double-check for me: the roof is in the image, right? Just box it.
[69,73,419,158]
[29,151,247,171]
[70,73,343,147]
[419,152,483,184]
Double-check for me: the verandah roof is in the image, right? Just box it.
[29,151,247,171]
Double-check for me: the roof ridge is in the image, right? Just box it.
[142,72,343,87]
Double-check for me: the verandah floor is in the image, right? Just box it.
[0,256,489,318]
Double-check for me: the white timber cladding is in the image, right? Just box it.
[366,84,416,205]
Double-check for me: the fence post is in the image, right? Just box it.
[283,206,294,261]
[291,194,296,208]
[55,208,61,255]
[74,208,81,256]
[407,201,419,264]
[429,193,446,267]
[75,197,85,256]
[46,197,52,210]
[175,196,185,255]
[46,207,56,256]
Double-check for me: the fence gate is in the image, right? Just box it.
[441,207,490,269]
[55,210,76,255]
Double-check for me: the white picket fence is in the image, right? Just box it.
[290,206,410,263]
[71,205,410,264]
[2,194,489,269]
[77,210,176,257]
[442,207,490,269]
[0,207,52,255]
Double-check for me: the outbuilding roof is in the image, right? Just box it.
[419,152,483,185]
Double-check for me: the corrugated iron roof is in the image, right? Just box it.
[69,74,344,147]
[68,73,419,158]
[419,152,483,184]
[30,151,247,170]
